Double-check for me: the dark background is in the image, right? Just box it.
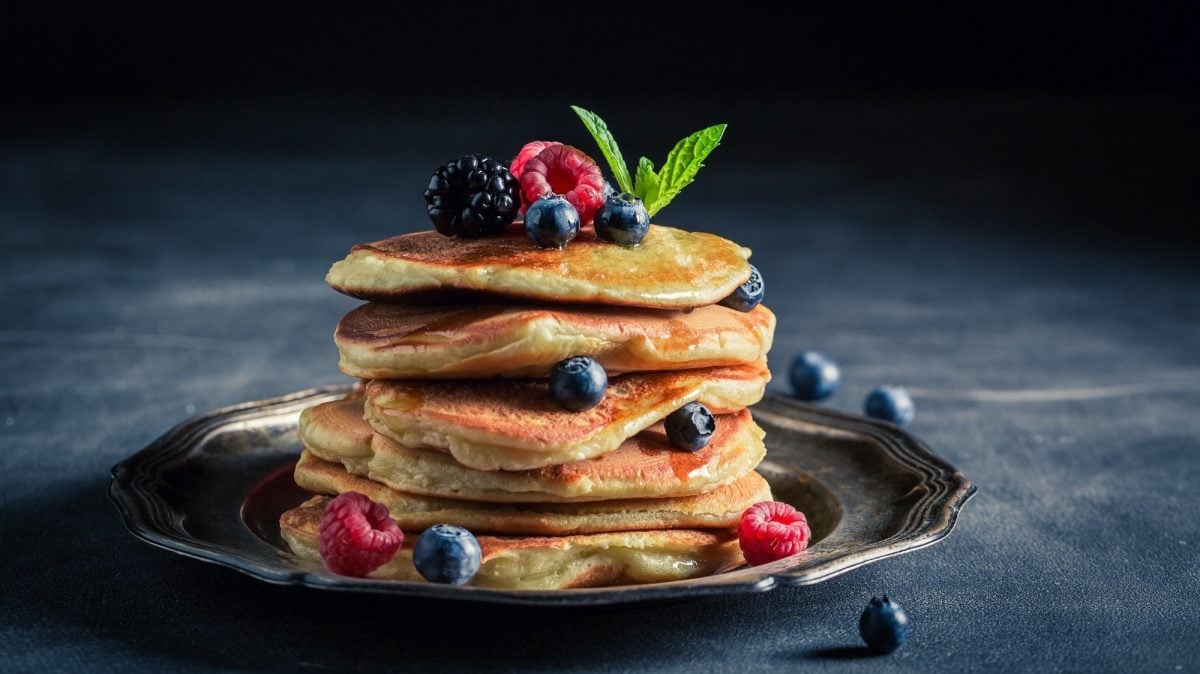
[2,5,1199,673]
[6,5,1200,100]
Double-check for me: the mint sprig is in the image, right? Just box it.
[634,157,660,210]
[571,105,634,194]
[641,124,726,216]
[571,106,726,218]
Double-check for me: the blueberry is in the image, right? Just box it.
[789,351,841,401]
[664,402,716,452]
[718,265,764,312]
[859,595,910,654]
[412,524,482,585]
[549,356,607,411]
[863,386,915,426]
[525,195,580,249]
[594,192,650,246]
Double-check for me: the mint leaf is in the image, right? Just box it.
[571,106,634,194]
[647,123,726,216]
[634,157,660,209]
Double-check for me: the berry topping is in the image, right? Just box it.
[518,144,606,224]
[549,356,608,411]
[423,155,520,238]
[864,385,915,426]
[790,351,841,401]
[664,402,716,452]
[859,595,911,654]
[524,195,581,249]
[412,524,482,585]
[594,192,650,246]
[317,492,404,577]
[510,141,562,182]
[719,265,765,312]
[737,500,811,566]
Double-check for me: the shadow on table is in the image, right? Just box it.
[803,646,881,660]
[2,476,865,672]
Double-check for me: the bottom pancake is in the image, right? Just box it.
[280,496,745,590]
[294,450,772,535]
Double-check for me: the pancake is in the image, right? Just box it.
[301,399,767,502]
[281,496,745,590]
[294,451,772,535]
[335,301,775,379]
[365,362,770,471]
[325,223,752,310]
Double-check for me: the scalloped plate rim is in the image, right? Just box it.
[108,386,976,606]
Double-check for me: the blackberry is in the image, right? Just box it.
[423,155,520,238]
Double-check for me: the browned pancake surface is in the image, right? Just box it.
[325,224,752,309]
[366,362,767,448]
[335,301,775,378]
[302,399,767,502]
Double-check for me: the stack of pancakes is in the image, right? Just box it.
[280,224,777,590]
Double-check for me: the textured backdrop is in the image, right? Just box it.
[1,96,1197,672]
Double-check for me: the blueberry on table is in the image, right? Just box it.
[664,402,716,452]
[525,194,580,248]
[413,524,482,585]
[719,265,764,312]
[789,351,841,401]
[549,356,608,411]
[863,386,915,426]
[594,192,650,246]
[859,595,910,653]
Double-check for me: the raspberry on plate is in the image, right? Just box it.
[738,500,811,565]
[518,144,607,224]
[318,491,404,577]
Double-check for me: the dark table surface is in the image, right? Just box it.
[2,96,1197,672]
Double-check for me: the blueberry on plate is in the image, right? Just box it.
[594,192,650,246]
[719,265,764,312]
[525,194,580,248]
[789,351,841,401]
[664,402,716,452]
[863,386,915,426]
[412,524,482,585]
[859,595,910,654]
[549,356,607,411]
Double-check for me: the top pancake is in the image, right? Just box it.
[325,224,753,309]
[335,301,775,379]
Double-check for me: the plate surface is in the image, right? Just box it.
[109,386,974,606]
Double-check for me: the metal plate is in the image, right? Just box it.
[109,386,975,606]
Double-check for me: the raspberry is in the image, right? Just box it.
[738,501,811,565]
[510,140,561,181]
[318,492,404,577]
[518,144,606,224]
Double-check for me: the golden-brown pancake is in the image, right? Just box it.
[300,399,767,502]
[280,496,745,590]
[335,301,775,379]
[325,224,752,309]
[293,451,771,535]
[365,362,770,470]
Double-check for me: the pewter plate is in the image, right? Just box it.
[109,386,975,606]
